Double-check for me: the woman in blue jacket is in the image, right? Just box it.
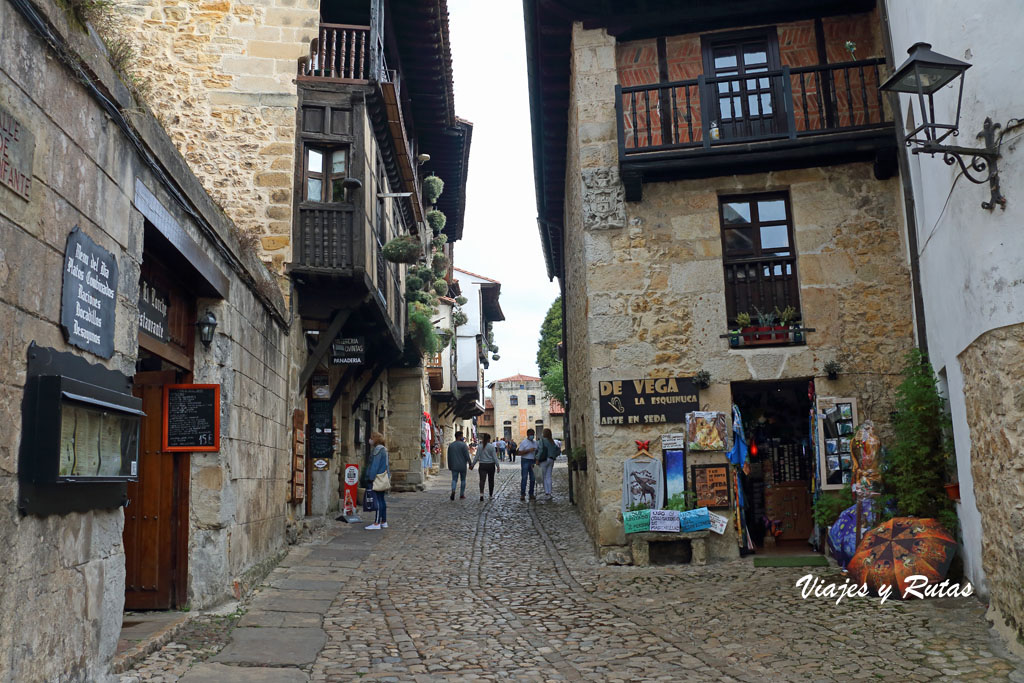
[365,431,390,530]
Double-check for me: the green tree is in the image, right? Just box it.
[542,360,565,403]
[537,296,562,376]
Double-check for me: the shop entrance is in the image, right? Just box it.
[124,249,196,609]
[731,380,816,554]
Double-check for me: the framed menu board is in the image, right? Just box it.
[691,463,731,509]
[163,384,220,452]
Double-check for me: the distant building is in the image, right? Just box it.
[488,375,560,442]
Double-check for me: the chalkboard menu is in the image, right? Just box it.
[309,399,334,459]
[598,377,699,426]
[61,227,118,358]
[691,464,731,509]
[163,384,220,452]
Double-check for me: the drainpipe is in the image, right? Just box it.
[879,0,929,357]
[560,279,573,505]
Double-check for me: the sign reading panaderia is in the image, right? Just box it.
[60,227,118,358]
[138,279,170,343]
[331,337,365,365]
[0,105,34,201]
[598,377,699,426]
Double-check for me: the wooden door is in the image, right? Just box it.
[124,370,187,610]
[703,31,784,140]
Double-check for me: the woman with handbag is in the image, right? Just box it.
[365,431,391,530]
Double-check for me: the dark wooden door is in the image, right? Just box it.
[124,370,186,610]
[703,31,784,140]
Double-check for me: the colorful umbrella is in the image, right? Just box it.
[827,500,877,570]
[848,517,956,598]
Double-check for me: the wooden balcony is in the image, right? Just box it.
[426,353,443,391]
[615,59,897,198]
[723,255,800,326]
[298,24,370,83]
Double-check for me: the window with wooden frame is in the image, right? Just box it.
[719,192,800,324]
[510,395,519,406]
[527,394,536,406]
[303,146,349,203]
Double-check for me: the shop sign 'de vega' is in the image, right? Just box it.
[599,377,699,425]
[60,227,118,359]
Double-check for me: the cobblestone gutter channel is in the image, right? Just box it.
[121,465,1024,681]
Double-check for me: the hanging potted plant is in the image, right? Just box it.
[824,359,842,380]
[382,234,422,264]
[426,209,447,235]
[423,174,445,205]
[694,369,712,389]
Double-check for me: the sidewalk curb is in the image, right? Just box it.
[110,613,192,674]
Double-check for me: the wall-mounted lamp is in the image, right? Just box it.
[880,42,1020,211]
[196,311,218,348]
[416,153,431,165]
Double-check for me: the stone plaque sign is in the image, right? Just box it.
[649,509,681,533]
[0,105,34,201]
[331,336,365,365]
[61,227,118,358]
[163,384,220,452]
[138,278,170,343]
[598,377,699,426]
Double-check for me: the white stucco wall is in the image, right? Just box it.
[885,0,1024,593]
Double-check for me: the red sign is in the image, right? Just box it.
[343,464,360,514]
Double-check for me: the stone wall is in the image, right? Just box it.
[116,0,319,267]
[959,323,1024,651]
[387,367,426,491]
[0,0,296,675]
[565,23,915,563]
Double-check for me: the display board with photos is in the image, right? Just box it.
[816,396,858,490]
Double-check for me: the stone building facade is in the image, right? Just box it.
[488,374,557,442]
[885,0,1024,654]
[117,0,319,269]
[0,0,301,677]
[526,2,916,564]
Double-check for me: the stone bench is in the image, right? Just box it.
[630,530,711,567]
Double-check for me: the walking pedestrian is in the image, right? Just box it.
[507,438,518,463]
[447,431,473,500]
[365,431,390,530]
[537,428,559,498]
[517,429,539,501]
[495,437,507,462]
[473,433,499,500]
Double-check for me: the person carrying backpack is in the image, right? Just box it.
[537,428,559,499]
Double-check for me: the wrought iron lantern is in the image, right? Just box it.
[880,42,1017,210]
[196,311,218,348]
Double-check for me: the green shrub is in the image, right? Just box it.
[664,492,697,512]
[407,302,439,355]
[423,175,444,205]
[452,310,468,328]
[455,295,467,306]
[812,485,853,528]
[427,209,447,235]
[626,502,650,512]
[405,275,424,292]
[382,235,421,264]
[884,349,957,534]
[432,278,449,296]
[431,233,448,250]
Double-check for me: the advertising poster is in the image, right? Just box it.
[679,507,711,532]
[624,509,651,534]
[649,509,681,532]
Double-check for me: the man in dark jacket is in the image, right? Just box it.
[447,431,473,501]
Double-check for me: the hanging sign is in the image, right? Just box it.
[60,227,118,359]
[708,510,729,535]
[598,378,698,426]
[309,399,334,459]
[0,105,34,201]
[679,507,711,532]
[691,463,731,508]
[312,458,329,471]
[138,278,170,343]
[623,509,651,534]
[331,337,365,365]
[163,384,220,452]
[649,509,681,533]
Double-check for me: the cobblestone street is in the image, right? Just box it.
[123,464,1024,682]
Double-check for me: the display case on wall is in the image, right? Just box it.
[816,396,858,490]
[19,343,142,515]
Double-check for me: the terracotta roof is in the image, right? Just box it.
[493,373,541,383]
[452,267,500,284]
[549,398,564,415]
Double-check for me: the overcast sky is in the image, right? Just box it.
[448,0,561,383]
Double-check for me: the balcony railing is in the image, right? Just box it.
[298,24,370,80]
[617,59,889,155]
[296,206,355,269]
[723,255,800,325]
